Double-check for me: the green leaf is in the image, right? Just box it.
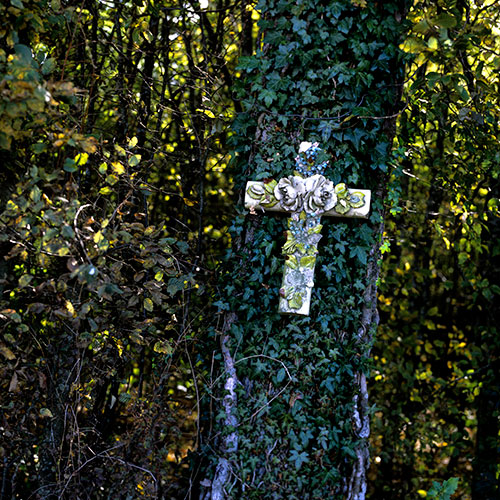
[434,12,457,28]
[63,158,77,173]
[118,392,131,404]
[167,277,184,296]
[61,224,75,239]
[11,0,24,9]
[154,340,173,355]
[128,154,141,166]
[30,185,41,203]
[14,44,34,65]
[349,246,367,265]
[41,57,57,75]
[39,408,53,418]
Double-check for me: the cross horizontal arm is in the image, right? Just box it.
[245,180,371,219]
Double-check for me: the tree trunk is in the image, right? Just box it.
[200,1,409,498]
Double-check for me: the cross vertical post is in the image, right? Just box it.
[244,142,371,316]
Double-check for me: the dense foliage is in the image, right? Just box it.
[0,0,247,497]
[370,1,500,499]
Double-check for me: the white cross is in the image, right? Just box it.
[244,142,371,316]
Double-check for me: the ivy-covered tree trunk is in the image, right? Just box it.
[201,1,408,499]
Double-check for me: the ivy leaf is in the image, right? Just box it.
[289,450,309,470]
[260,89,277,107]
[349,246,367,265]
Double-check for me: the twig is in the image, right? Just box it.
[73,203,93,264]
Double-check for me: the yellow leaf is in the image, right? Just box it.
[427,37,438,51]
[112,161,125,175]
[183,197,197,206]
[65,300,76,317]
[144,298,154,312]
[153,340,173,354]
[114,144,126,156]
[75,152,89,166]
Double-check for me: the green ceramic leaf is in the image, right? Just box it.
[288,292,303,310]
[348,191,365,208]
[286,255,299,269]
[281,286,294,299]
[334,183,348,197]
[296,243,306,254]
[300,256,316,269]
[307,223,323,234]
[263,179,277,194]
[248,184,265,199]
[283,237,297,255]
[334,200,350,214]
[260,195,278,208]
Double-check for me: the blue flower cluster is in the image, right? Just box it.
[295,143,328,177]
[288,214,321,252]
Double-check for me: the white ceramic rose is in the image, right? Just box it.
[274,176,305,212]
[304,175,337,214]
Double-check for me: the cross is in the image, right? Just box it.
[244,142,371,316]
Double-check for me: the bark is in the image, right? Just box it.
[347,220,382,500]
[199,218,260,500]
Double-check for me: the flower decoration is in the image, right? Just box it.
[274,176,305,212]
[304,175,337,214]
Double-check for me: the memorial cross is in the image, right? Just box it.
[244,142,371,316]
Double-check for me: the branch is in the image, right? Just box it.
[202,312,239,500]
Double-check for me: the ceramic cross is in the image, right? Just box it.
[244,142,371,316]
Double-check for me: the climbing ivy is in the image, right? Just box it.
[202,1,410,498]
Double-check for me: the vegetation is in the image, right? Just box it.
[0,0,498,499]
